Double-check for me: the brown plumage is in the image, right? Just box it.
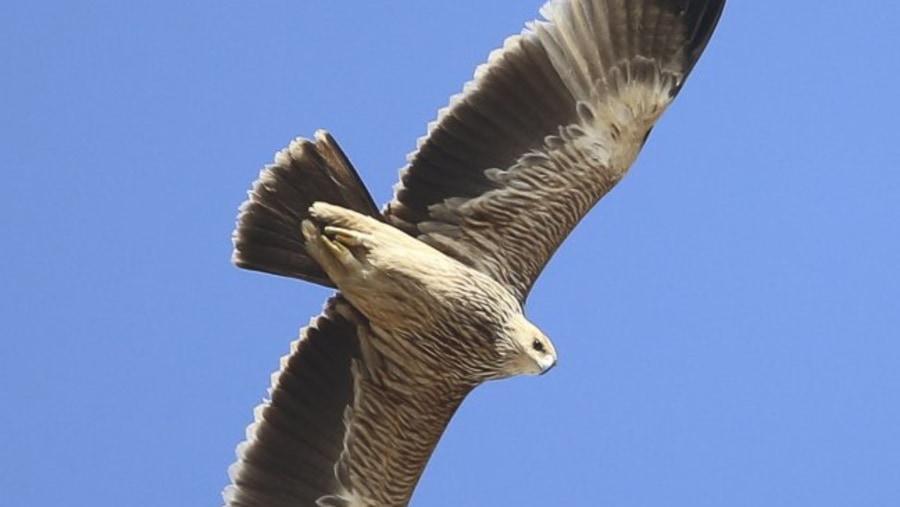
[225,0,726,505]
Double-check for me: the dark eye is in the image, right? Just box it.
[532,339,545,352]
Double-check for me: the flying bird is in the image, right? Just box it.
[224,0,725,505]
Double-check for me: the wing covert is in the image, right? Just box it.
[223,296,473,507]
[385,0,726,302]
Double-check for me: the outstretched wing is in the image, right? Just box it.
[385,0,726,302]
[223,297,473,507]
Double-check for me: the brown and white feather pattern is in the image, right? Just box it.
[386,0,724,302]
[224,297,474,507]
[225,1,726,506]
[419,59,676,300]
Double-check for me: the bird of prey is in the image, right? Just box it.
[224,0,725,505]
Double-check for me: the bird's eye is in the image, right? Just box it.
[532,339,545,352]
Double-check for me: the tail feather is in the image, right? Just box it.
[232,130,382,287]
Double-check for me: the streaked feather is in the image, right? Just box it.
[226,1,726,505]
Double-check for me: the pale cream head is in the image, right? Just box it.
[498,313,557,377]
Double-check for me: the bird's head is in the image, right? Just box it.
[495,313,557,378]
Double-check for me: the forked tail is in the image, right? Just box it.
[232,130,382,287]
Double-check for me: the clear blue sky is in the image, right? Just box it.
[3,1,899,506]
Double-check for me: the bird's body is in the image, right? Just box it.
[224,1,726,505]
[302,202,556,384]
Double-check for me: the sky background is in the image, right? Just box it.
[3,1,899,506]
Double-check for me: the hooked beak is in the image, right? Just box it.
[539,357,557,375]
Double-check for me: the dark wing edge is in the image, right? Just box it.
[233,131,382,288]
[223,296,360,507]
[222,296,474,507]
[385,0,726,302]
